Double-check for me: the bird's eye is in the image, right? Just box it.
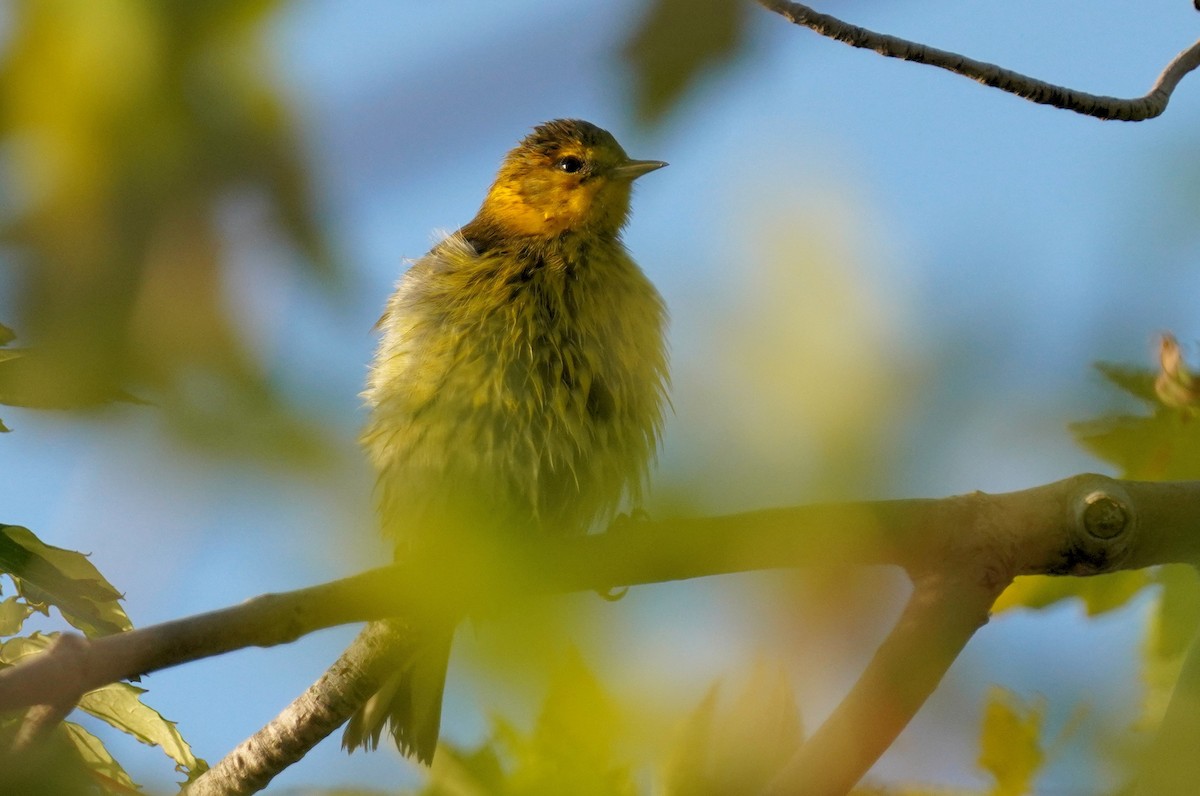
[557,155,584,173]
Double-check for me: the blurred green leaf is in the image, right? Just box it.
[507,647,635,796]
[0,346,147,410]
[1075,354,1200,479]
[993,571,1152,617]
[1140,566,1200,730]
[664,685,720,796]
[1152,566,1200,660]
[421,740,507,795]
[623,0,748,124]
[0,715,97,796]
[1095,361,1158,405]
[421,648,634,796]
[1071,410,1200,481]
[78,681,205,776]
[61,720,140,792]
[0,0,337,461]
[977,687,1045,796]
[664,661,803,796]
[0,524,130,636]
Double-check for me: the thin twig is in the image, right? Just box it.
[755,0,1200,121]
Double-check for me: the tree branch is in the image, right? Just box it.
[185,621,408,796]
[755,0,1200,121]
[0,565,402,717]
[764,573,999,795]
[2,474,1197,792]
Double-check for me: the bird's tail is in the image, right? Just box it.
[342,620,455,764]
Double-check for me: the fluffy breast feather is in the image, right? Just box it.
[362,231,667,545]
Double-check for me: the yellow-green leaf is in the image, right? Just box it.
[0,524,131,636]
[420,740,507,795]
[0,347,143,410]
[0,0,336,464]
[1139,566,1200,730]
[1152,566,1200,659]
[498,647,635,796]
[623,0,748,125]
[0,595,31,636]
[0,629,54,664]
[663,684,720,796]
[61,720,140,791]
[78,681,203,775]
[664,661,803,796]
[977,687,1044,796]
[992,571,1152,617]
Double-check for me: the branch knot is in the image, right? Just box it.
[1082,492,1129,540]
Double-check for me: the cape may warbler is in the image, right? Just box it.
[346,119,669,762]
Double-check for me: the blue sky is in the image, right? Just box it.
[4,0,1199,792]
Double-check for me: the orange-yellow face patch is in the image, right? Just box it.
[481,143,617,238]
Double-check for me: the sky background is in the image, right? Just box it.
[5,0,1200,792]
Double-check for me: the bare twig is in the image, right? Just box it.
[755,0,1200,121]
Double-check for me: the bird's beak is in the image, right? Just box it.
[613,159,668,180]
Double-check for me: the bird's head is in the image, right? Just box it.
[475,119,666,240]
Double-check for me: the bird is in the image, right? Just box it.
[344,119,670,763]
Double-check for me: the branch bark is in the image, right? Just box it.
[2,474,1197,793]
[755,0,1200,121]
[185,622,407,796]
[764,573,999,795]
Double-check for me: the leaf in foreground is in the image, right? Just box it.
[0,594,32,635]
[62,721,140,792]
[663,660,803,796]
[622,0,748,125]
[78,681,204,776]
[977,687,1045,796]
[0,524,131,636]
[992,571,1152,618]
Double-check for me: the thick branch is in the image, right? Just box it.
[756,0,1200,121]
[0,474,1194,717]
[2,473,1198,795]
